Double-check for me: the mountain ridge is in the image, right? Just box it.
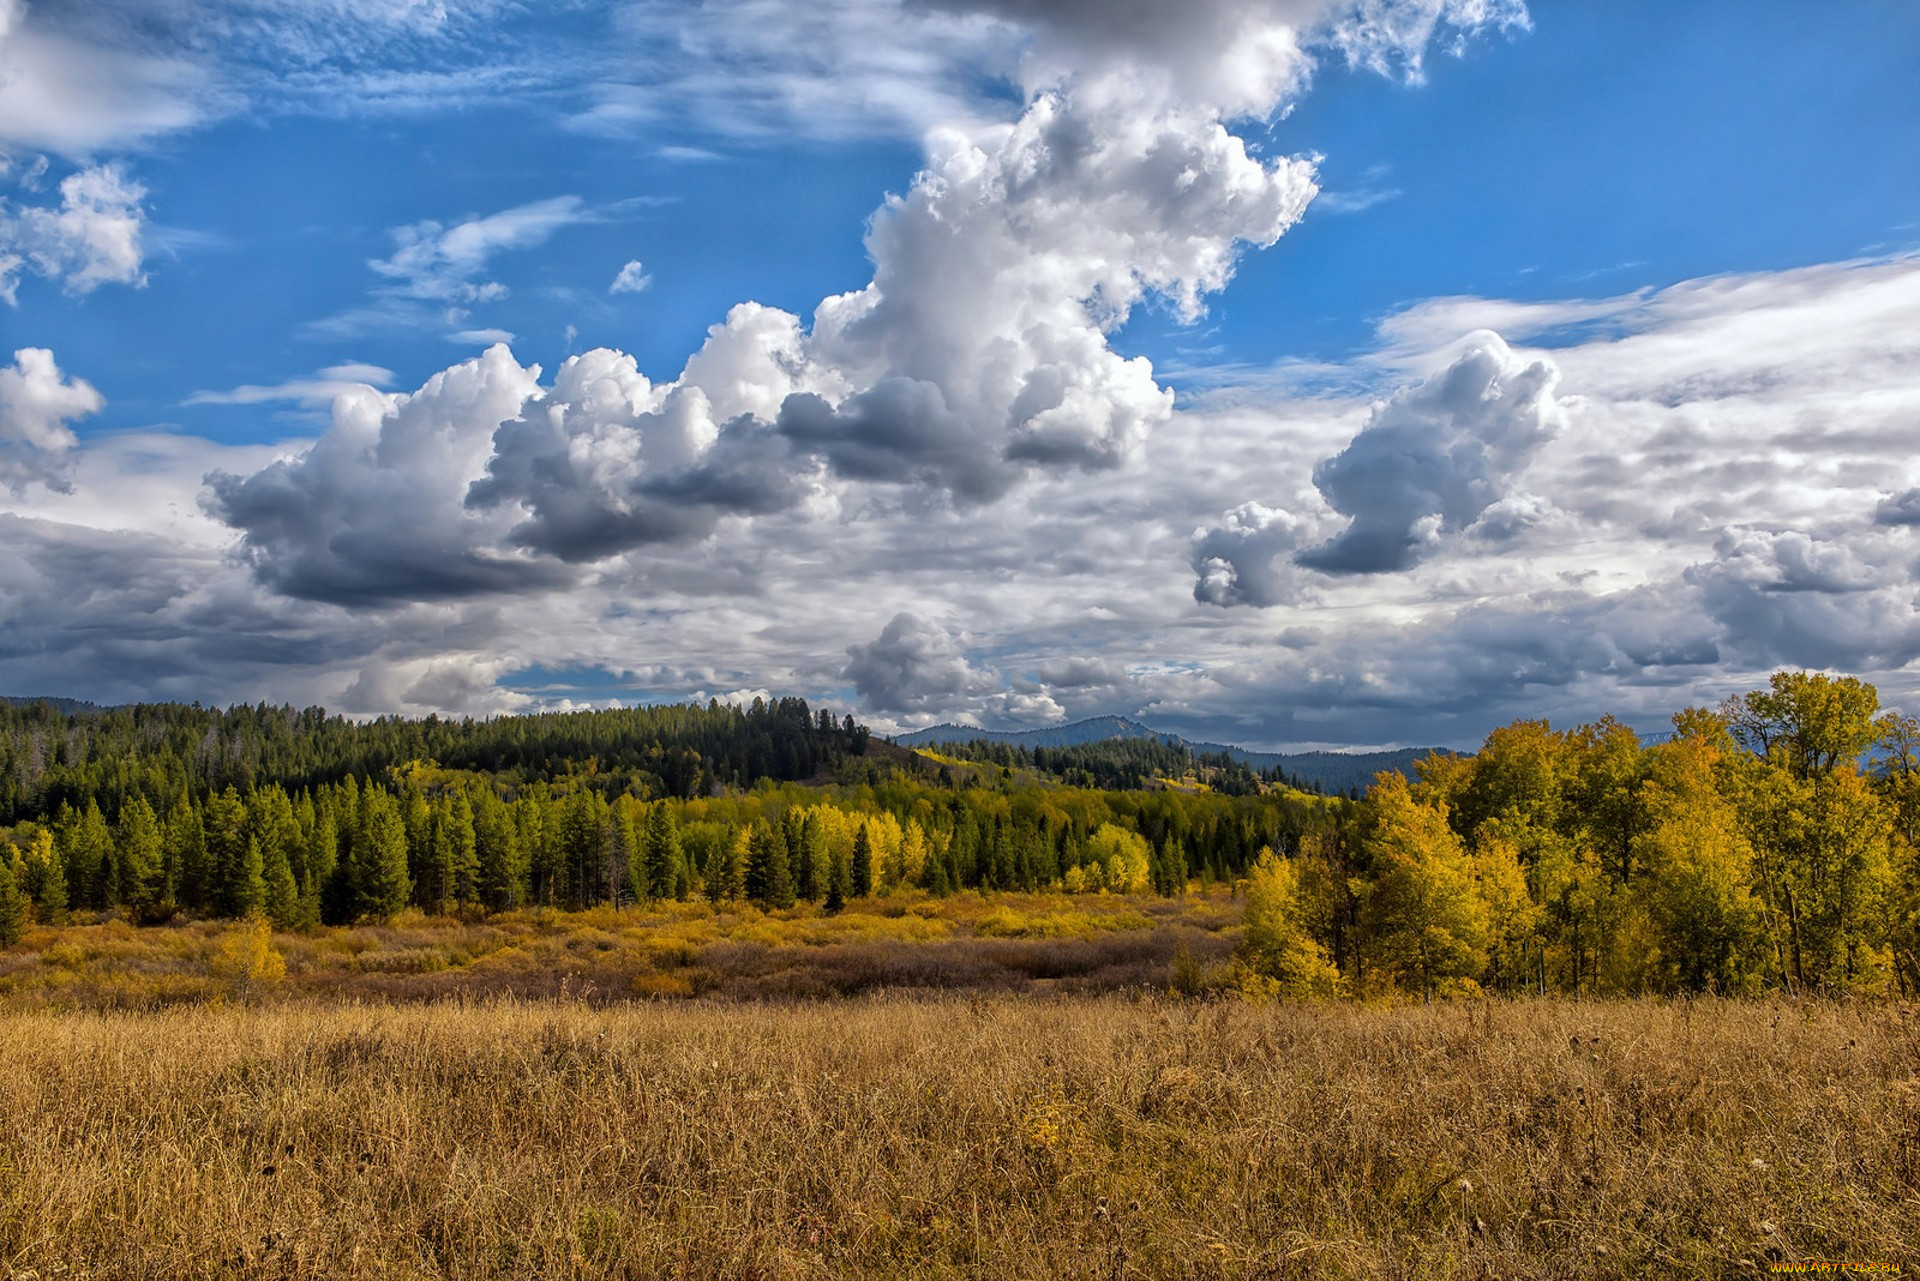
[889,717,1444,793]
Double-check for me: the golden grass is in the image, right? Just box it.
[0,995,1914,1278]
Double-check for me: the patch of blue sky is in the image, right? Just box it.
[1116,0,1920,391]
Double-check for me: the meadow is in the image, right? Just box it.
[0,900,1915,1279]
[1,990,1914,1279]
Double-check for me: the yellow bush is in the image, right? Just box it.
[207,917,287,993]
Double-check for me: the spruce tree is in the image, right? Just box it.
[263,836,300,929]
[351,790,412,922]
[475,790,524,913]
[165,793,206,913]
[115,795,163,911]
[784,808,813,901]
[826,844,849,911]
[226,836,267,919]
[0,856,26,946]
[201,788,250,916]
[22,829,67,924]
[850,823,874,899]
[800,812,831,903]
[745,818,795,909]
[444,792,479,910]
[641,804,681,901]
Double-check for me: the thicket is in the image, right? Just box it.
[1242,670,1920,999]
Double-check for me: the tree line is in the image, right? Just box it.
[0,754,1317,938]
[1242,671,1920,998]
[0,694,871,827]
[3,671,1918,998]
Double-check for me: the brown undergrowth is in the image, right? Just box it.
[0,995,1916,1279]
[0,892,1239,1009]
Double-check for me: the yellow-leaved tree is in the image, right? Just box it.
[1239,848,1342,999]
[1360,773,1489,999]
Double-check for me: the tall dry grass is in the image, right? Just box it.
[0,995,1915,1278]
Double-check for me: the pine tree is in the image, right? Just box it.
[745,818,795,909]
[227,836,267,919]
[826,842,849,911]
[475,790,524,913]
[351,790,412,922]
[850,823,874,899]
[202,788,250,916]
[0,855,26,946]
[641,803,681,901]
[115,795,163,911]
[22,828,67,924]
[444,792,479,910]
[263,836,300,929]
[165,794,207,913]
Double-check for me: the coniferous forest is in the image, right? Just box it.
[2,669,1918,998]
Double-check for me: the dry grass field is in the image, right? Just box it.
[0,991,1915,1279]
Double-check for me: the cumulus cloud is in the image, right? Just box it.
[1296,332,1569,573]
[204,344,576,604]
[0,163,148,302]
[1191,501,1308,607]
[843,612,989,714]
[1876,489,1920,527]
[469,2,1333,557]
[1684,527,1920,671]
[0,347,103,493]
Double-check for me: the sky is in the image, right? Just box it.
[1,0,1918,751]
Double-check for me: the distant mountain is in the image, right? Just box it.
[889,717,1446,794]
[893,716,1177,749]
[2,695,109,714]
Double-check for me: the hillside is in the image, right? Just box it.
[891,717,1440,794]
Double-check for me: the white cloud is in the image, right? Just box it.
[0,163,148,302]
[0,0,206,155]
[0,347,103,493]
[609,259,652,294]
[186,362,395,408]
[369,195,588,304]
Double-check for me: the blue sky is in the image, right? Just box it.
[3,0,1919,749]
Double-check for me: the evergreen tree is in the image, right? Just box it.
[705,827,748,903]
[444,791,480,909]
[202,788,250,916]
[263,836,301,929]
[22,828,67,924]
[745,818,795,909]
[0,855,25,946]
[826,842,849,911]
[115,794,163,910]
[162,790,204,911]
[475,790,524,913]
[800,812,831,903]
[350,790,412,922]
[226,836,267,918]
[850,823,874,899]
[641,803,682,901]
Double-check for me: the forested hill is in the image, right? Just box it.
[0,696,873,827]
[892,718,1435,794]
